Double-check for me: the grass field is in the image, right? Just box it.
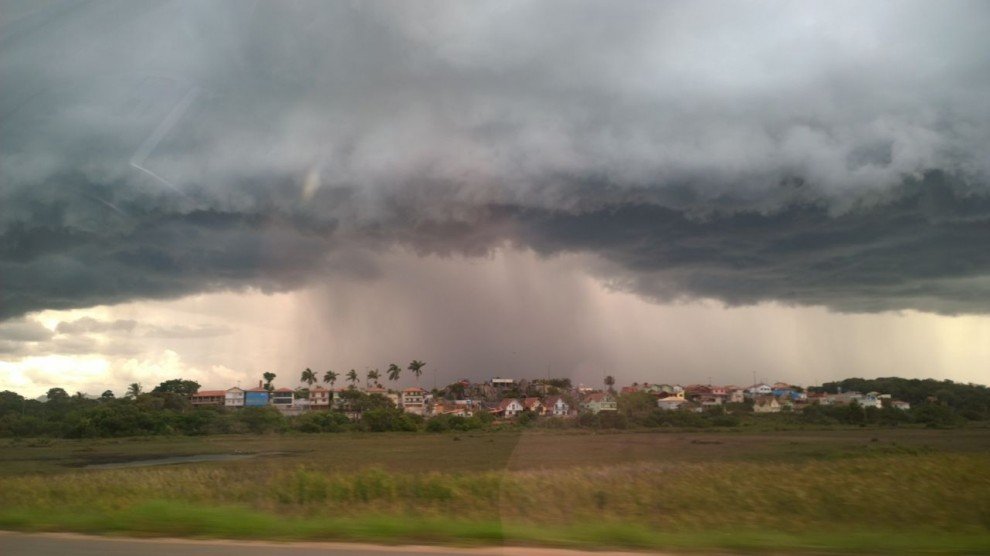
[1,428,989,553]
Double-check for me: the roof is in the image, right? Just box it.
[274,387,294,393]
[246,386,268,393]
[192,390,225,397]
[403,387,426,393]
[497,398,522,410]
[583,392,614,403]
[309,386,329,392]
[522,397,542,409]
[226,386,244,392]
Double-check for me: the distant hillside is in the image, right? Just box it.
[815,377,989,415]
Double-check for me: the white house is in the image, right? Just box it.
[401,387,428,415]
[753,396,781,413]
[496,398,524,418]
[224,387,244,408]
[860,392,883,409]
[747,383,773,397]
[544,396,570,417]
[309,386,332,410]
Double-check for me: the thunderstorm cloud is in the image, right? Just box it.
[3,0,990,322]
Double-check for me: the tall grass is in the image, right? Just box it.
[2,453,988,536]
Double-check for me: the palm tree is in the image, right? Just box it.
[367,368,381,388]
[263,372,276,391]
[387,363,401,384]
[408,360,426,385]
[323,370,338,389]
[604,375,615,393]
[126,383,142,398]
[346,369,359,388]
[300,368,317,387]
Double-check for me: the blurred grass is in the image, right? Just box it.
[3,427,989,475]
[1,452,988,552]
[1,429,989,552]
[1,499,988,554]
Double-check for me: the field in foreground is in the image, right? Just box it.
[1,428,989,553]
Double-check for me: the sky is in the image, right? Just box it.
[2,0,989,397]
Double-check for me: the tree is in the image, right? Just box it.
[367,368,381,388]
[408,360,426,385]
[346,369,359,388]
[152,379,201,396]
[604,375,616,393]
[46,387,69,401]
[100,390,115,400]
[301,368,317,387]
[323,370,338,389]
[387,363,401,384]
[125,383,142,399]
[262,372,276,391]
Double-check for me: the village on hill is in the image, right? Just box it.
[188,366,913,420]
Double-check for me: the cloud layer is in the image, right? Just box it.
[2,0,990,321]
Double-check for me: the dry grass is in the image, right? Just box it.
[2,453,988,532]
[1,429,989,551]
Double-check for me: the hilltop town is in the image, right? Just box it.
[5,366,984,438]
[191,369,912,419]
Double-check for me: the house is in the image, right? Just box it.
[244,383,270,407]
[581,392,618,414]
[309,386,332,409]
[433,401,473,417]
[401,387,428,415]
[747,383,773,397]
[271,388,294,407]
[860,392,883,409]
[728,388,746,404]
[825,392,864,406]
[495,398,524,418]
[639,383,666,395]
[805,391,827,405]
[490,377,515,388]
[657,397,690,411]
[544,396,570,417]
[365,386,388,396]
[657,390,684,400]
[386,391,401,407]
[698,395,723,409]
[521,397,543,415]
[190,390,225,407]
[684,384,712,399]
[753,396,781,413]
[892,400,911,411]
[224,387,244,408]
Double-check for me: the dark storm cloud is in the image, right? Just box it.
[2,0,990,320]
[0,319,53,342]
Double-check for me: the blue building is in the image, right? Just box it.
[244,386,270,407]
